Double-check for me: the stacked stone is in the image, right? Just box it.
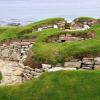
[0,42,33,62]
[0,60,44,85]
[57,21,66,29]
[80,58,95,70]
[33,20,66,32]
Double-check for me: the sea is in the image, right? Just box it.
[0,0,100,25]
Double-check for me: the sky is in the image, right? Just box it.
[0,0,99,25]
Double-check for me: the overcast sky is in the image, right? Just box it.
[0,0,99,24]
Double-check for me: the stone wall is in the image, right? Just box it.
[70,19,98,30]
[46,31,96,43]
[0,40,36,85]
[0,41,33,62]
[32,20,66,32]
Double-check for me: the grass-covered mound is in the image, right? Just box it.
[0,17,65,41]
[31,17,65,28]
[73,17,96,23]
[0,71,100,100]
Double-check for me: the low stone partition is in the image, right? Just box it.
[46,30,96,43]
[32,20,66,32]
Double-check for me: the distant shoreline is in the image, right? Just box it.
[0,17,99,26]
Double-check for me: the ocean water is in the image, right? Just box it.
[0,0,100,25]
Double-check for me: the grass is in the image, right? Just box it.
[0,17,65,41]
[0,71,100,100]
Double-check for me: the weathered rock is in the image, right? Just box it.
[42,64,52,71]
[1,49,9,58]
[64,62,81,68]
[48,67,77,72]
[11,52,21,61]
[12,70,23,76]
[94,57,100,65]
[95,65,100,70]
[30,71,36,76]
[35,68,43,73]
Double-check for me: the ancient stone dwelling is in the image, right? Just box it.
[70,18,97,30]
[32,20,66,32]
[0,40,35,85]
[46,31,96,43]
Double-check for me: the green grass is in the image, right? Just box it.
[0,71,100,100]
[0,17,65,41]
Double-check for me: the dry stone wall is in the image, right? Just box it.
[0,41,33,62]
[46,31,96,43]
[32,20,66,32]
[0,41,36,85]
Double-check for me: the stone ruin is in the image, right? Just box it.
[46,31,96,43]
[0,40,42,85]
[0,41,33,62]
[70,19,98,30]
[32,20,66,32]
[0,39,100,85]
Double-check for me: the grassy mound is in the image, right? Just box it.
[73,16,97,23]
[0,17,65,41]
[0,71,100,100]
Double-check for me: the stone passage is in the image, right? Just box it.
[0,41,36,85]
[0,60,42,85]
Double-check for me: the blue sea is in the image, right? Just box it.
[0,0,100,25]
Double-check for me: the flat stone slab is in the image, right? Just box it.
[48,67,77,72]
